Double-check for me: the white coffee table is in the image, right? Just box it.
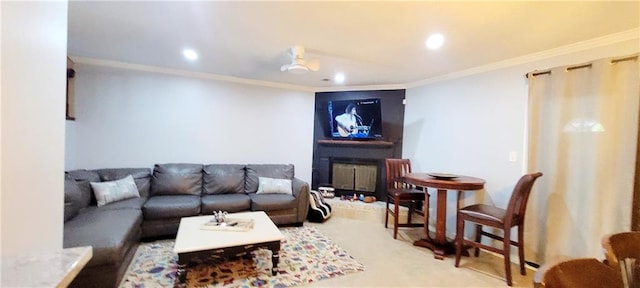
[173,211,284,285]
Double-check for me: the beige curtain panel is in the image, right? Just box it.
[525,54,639,265]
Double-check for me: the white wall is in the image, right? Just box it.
[1,1,68,256]
[404,39,639,237]
[65,64,315,182]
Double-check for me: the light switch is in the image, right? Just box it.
[509,152,517,162]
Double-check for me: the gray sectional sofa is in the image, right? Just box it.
[63,163,310,288]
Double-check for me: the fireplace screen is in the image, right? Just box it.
[332,163,377,192]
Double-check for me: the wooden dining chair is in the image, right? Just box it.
[533,258,623,288]
[384,158,427,239]
[454,172,543,286]
[601,231,640,287]
[602,231,640,269]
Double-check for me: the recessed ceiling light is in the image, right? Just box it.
[182,48,198,61]
[334,73,345,84]
[425,34,444,50]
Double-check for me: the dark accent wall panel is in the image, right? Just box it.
[311,89,406,200]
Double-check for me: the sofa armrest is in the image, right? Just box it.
[292,178,310,223]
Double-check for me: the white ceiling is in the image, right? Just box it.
[68,1,639,90]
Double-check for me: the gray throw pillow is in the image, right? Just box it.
[90,175,140,207]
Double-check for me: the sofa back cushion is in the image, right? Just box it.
[151,163,203,196]
[95,168,151,197]
[66,169,100,207]
[245,164,294,193]
[64,178,83,222]
[203,164,246,195]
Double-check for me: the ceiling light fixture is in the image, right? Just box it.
[334,73,345,84]
[182,48,198,61]
[426,34,444,50]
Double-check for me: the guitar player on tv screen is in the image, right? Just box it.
[335,103,369,137]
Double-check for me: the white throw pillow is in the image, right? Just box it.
[256,177,292,195]
[91,175,140,206]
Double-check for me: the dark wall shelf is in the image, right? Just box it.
[317,139,394,147]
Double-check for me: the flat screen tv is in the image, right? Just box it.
[327,98,383,139]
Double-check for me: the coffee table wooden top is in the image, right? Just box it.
[173,211,284,254]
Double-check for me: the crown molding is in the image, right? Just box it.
[72,29,639,93]
[73,56,407,93]
[70,57,316,92]
[406,28,640,88]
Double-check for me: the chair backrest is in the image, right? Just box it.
[538,258,623,288]
[505,172,543,225]
[385,158,412,190]
[602,231,640,268]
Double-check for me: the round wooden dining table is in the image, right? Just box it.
[404,173,485,260]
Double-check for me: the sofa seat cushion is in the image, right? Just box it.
[143,195,200,220]
[201,194,251,214]
[249,193,297,211]
[63,208,142,268]
[141,219,182,239]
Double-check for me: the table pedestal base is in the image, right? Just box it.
[413,239,470,260]
[413,238,456,260]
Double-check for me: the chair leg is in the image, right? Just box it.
[518,225,526,275]
[504,228,513,286]
[385,197,390,228]
[393,197,400,239]
[454,217,465,267]
[407,200,413,224]
[474,224,482,257]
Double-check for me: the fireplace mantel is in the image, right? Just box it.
[317,139,394,147]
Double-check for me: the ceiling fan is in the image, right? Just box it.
[280,45,320,74]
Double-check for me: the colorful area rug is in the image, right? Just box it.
[119,226,364,288]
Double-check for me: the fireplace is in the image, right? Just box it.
[332,161,377,193]
[311,89,406,201]
[311,140,398,201]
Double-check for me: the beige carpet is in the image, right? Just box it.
[305,216,535,287]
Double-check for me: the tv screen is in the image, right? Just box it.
[327,98,383,139]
